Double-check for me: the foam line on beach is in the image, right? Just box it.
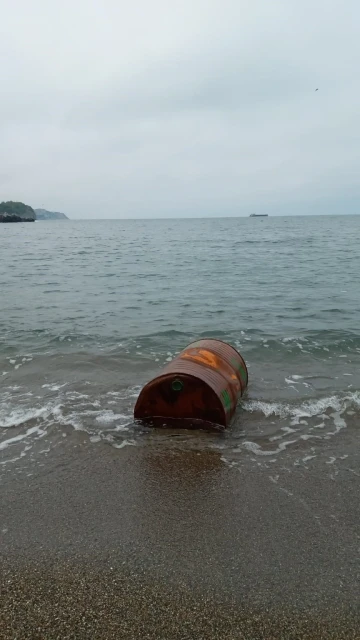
[242,392,360,424]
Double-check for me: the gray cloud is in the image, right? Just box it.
[1,0,360,218]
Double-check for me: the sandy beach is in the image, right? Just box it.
[1,429,359,639]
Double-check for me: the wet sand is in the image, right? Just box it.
[1,432,359,639]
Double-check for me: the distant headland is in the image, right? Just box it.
[0,201,69,222]
[35,208,68,220]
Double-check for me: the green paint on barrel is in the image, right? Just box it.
[238,366,247,385]
[221,389,232,412]
[231,358,247,386]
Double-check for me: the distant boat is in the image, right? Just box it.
[250,213,268,217]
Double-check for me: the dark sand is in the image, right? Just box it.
[1,431,359,639]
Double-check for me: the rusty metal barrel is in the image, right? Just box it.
[134,339,248,430]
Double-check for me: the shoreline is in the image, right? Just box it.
[1,433,359,638]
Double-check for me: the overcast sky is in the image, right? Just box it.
[1,0,359,218]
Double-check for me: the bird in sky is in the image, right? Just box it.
[315,88,319,91]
